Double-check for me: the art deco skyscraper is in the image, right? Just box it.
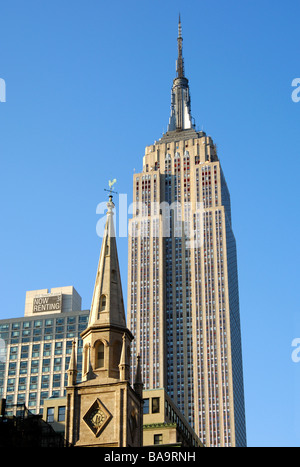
[127,18,246,447]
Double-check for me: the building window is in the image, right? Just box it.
[55,342,63,355]
[96,342,104,368]
[98,295,107,318]
[53,358,61,372]
[154,434,163,445]
[41,375,49,389]
[47,407,55,423]
[43,343,52,356]
[53,374,61,388]
[9,347,18,360]
[152,397,160,414]
[143,398,149,414]
[19,361,28,374]
[58,406,65,422]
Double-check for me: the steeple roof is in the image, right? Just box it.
[67,339,77,386]
[88,196,126,329]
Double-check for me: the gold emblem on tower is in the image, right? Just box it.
[83,398,112,437]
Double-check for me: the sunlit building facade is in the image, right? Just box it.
[127,19,247,447]
[0,287,89,414]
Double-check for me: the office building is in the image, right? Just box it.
[127,18,247,447]
[142,388,203,447]
[0,286,89,414]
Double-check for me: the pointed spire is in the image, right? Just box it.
[133,354,143,397]
[119,333,130,381]
[88,195,126,328]
[67,340,77,386]
[86,343,96,381]
[167,16,194,132]
[177,13,184,78]
[80,192,135,385]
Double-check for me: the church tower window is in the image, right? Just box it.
[96,342,105,368]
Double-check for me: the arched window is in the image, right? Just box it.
[98,295,107,318]
[100,295,106,311]
[95,342,105,368]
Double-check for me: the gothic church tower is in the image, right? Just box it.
[66,196,143,447]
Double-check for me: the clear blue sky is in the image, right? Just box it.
[0,0,300,447]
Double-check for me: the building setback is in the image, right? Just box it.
[127,18,247,447]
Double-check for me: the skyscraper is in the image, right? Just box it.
[127,18,247,447]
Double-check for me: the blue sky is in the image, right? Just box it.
[0,0,300,447]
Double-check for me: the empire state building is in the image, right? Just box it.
[127,18,247,447]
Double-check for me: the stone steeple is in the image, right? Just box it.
[66,195,143,447]
[80,195,132,383]
[88,195,126,328]
[167,16,194,132]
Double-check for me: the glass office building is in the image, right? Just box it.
[0,287,89,415]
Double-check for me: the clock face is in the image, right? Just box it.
[89,408,106,429]
[83,398,112,437]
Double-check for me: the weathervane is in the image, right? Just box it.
[104,179,118,199]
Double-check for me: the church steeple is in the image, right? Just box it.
[80,194,133,383]
[88,195,126,329]
[167,16,194,132]
[66,192,143,447]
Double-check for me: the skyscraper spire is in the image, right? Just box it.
[167,16,194,132]
[177,14,184,78]
[128,17,247,448]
